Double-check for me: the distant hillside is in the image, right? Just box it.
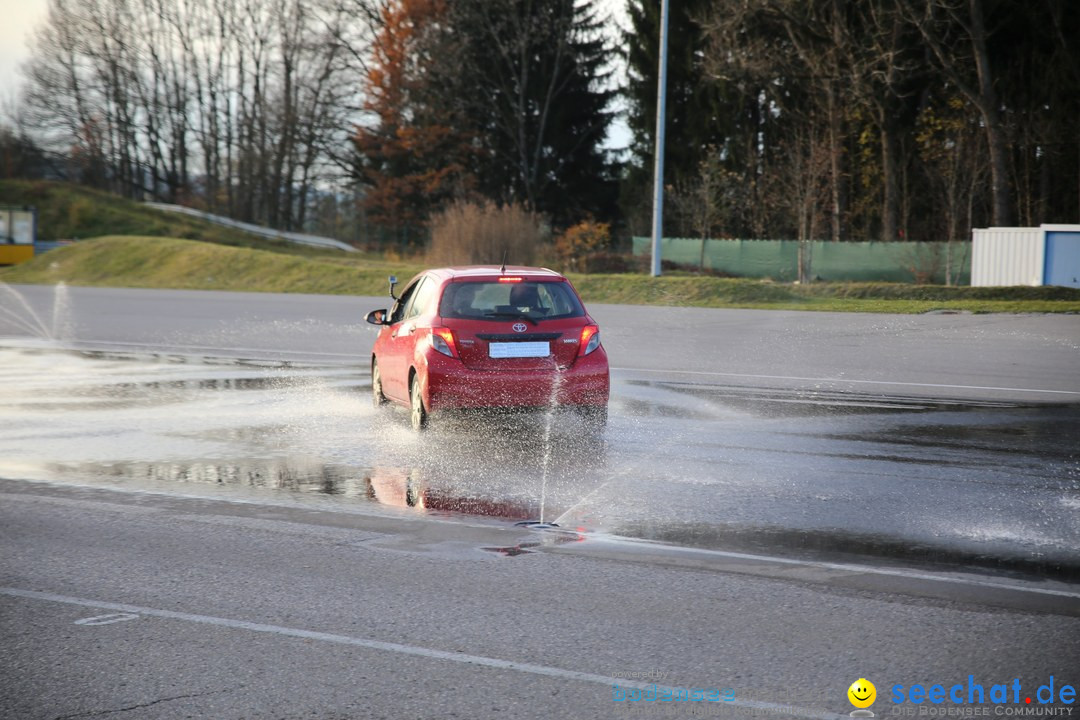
[0,180,340,256]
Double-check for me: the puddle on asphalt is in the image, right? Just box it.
[0,343,611,524]
[2,343,1078,581]
[820,416,1080,461]
[624,379,1023,418]
[481,532,586,556]
[611,520,1080,583]
[39,459,371,496]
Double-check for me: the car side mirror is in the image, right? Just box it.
[366,309,388,326]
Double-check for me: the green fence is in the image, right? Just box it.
[631,237,972,284]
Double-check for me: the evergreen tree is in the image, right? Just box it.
[353,0,619,240]
[623,0,735,223]
[447,0,619,226]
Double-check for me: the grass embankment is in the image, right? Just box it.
[0,177,406,282]
[0,235,409,295]
[569,273,1080,313]
[4,235,1080,313]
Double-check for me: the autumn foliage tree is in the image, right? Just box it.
[353,0,476,246]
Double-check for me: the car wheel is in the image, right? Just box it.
[410,375,428,431]
[372,359,388,409]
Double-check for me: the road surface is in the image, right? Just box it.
[1,284,1078,719]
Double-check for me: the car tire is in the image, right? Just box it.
[372,359,388,409]
[410,375,428,431]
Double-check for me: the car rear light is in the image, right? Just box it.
[429,327,458,357]
[578,325,601,356]
[497,277,523,283]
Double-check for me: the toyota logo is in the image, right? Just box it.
[512,322,528,333]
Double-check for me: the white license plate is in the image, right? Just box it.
[488,341,550,359]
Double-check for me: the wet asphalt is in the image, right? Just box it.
[2,284,1078,578]
[1,284,1079,719]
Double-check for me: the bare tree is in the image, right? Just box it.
[20,0,372,235]
[669,146,748,269]
[700,0,852,242]
[916,95,987,284]
[899,0,1013,226]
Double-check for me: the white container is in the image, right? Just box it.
[971,224,1080,287]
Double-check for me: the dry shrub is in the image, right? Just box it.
[900,243,944,285]
[555,220,611,272]
[427,200,544,266]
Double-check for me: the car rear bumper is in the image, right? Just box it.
[422,348,609,412]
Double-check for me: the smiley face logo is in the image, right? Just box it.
[848,678,876,709]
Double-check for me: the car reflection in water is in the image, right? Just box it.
[364,466,536,520]
[365,412,610,526]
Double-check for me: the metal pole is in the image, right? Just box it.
[650,0,671,277]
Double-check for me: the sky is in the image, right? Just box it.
[0,0,631,147]
[0,0,49,106]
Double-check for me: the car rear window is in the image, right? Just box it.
[439,281,585,321]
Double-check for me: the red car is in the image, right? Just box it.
[365,266,609,431]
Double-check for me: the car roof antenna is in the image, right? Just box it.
[499,249,507,274]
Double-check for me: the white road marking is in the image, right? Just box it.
[582,537,1080,600]
[66,339,359,360]
[611,367,1080,396]
[1,586,847,720]
[74,612,140,626]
